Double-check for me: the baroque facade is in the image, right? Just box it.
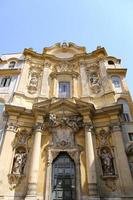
[0,42,133,200]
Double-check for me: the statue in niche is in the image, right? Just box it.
[100,148,115,176]
[12,150,27,175]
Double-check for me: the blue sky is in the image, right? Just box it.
[0,0,133,96]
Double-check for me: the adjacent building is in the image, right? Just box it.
[0,43,133,200]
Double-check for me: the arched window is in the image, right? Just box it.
[9,61,16,69]
[108,60,114,65]
[112,76,122,92]
[118,99,132,122]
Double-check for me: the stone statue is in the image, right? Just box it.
[49,113,56,126]
[12,152,27,175]
[100,148,115,176]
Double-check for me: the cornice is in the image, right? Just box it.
[0,57,24,63]
[94,104,123,118]
[43,42,86,53]
[107,68,127,77]
[0,68,21,75]
[23,47,107,63]
[5,104,33,116]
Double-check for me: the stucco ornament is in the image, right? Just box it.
[12,151,27,175]
[86,64,102,94]
[100,147,115,176]
[12,129,32,149]
[53,128,74,148]
[8,148,27,190]
[47,113,83,132]
[96,129,111,147]
[8,129,31,190]
[27,65,42,94]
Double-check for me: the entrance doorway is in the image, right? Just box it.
[52,152,76,200]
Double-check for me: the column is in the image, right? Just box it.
[75,155,81,200]
[44,149,52,200]
[25,122,43,199]
[111,123,133,195]
[52,75,57,97]
[72,74,78,98]
[84,122,99,198]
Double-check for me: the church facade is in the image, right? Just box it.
[0,43,133,200]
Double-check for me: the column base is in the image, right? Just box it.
[88,183,99,197]
[25,195,37,200]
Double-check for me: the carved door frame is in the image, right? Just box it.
[44,147,81,200]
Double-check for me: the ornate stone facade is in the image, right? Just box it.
[0,43,133,200]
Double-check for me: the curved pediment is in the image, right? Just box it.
[43,42,86,59]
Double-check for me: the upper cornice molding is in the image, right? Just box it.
[23,43,108,62]
[107,68,127,77]
[43,42,86,54]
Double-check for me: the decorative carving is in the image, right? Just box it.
[49,113,57,126]
[8,147,27,190]
[96,129,111,147]
[6,123,18,132]
[44,62,51,68]
[61,42,68,49]
[8,173,24,190]
[53,128,74,148]
[104,179,117,191]
[86,64,102,94]
[44,113,83,132]
[27,65,42,94]
[99,147,115,176]
[89,72,101,93]
[12,150,27,175]
[34,122,45,132]
[12,129,32,149]
[84,122,94,132]
[54,62,76,73]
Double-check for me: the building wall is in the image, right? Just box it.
[0,43,133,200]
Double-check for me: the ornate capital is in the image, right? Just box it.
[84,122,94,132]
[12,129,32,149]
[34,122,45,132]
[6,123,18,133]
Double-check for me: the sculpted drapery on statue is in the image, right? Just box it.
[100,147,115,176]
[96,128,116,177]
[12,149,27,175]
[8,128,32,190]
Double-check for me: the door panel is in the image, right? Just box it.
[52,152,76,200]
